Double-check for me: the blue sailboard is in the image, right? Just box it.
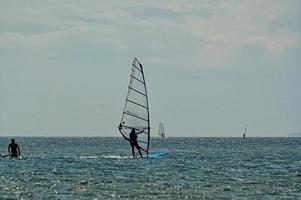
[146,151,168,158]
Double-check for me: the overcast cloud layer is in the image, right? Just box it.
[1,0,300,137]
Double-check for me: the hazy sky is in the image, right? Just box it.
[0,0,300,137]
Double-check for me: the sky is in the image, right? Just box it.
[0,0,300,137]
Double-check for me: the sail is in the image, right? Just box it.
[243,123,247,138]
[118,58,150,156]
[158,122,165,138]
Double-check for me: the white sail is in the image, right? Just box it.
[158,122,165,138]
[243,123,247,138]
[118,58,150,156]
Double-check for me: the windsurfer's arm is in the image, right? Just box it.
[119,124,130,141]
[138,128,146,134]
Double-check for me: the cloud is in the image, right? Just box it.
[144,57,174,65]
[185,1,300,47]
[117,1,301,67]
[1,0,300,68]
[197,44,239,68]
[184,15,301,54]
[65,3,130,23]
[180,0,301,66]
[0,31,64,46]
[146,1,197,13]
[261,32,301,56]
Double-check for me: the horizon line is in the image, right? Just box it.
[0,135,296,138]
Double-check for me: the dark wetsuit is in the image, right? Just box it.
[129,129,143,158]
[9,143,19,157]
[130,131,138,145]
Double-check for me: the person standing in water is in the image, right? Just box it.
[8,138,20,158]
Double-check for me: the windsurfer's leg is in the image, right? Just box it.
[131,144,135,158]
[136,145,143,158]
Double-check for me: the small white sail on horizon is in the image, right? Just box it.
[158,122,165,138]
[243,123,247,139]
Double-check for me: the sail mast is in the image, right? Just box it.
[140,60,150,154]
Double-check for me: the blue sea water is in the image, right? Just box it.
[0,137,300,199]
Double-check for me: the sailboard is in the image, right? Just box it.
[118,58,150,157]
[147,151,168,158]
[158,122,166,138]
[243,123,247,139]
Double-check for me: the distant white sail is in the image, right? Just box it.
[158,122,165,138]
[243,123,247,139]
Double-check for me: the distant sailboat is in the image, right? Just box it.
[158,122,165,138]
[243,123,247,139]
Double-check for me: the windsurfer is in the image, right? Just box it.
[129,128,145,158]
[8,138,20,158]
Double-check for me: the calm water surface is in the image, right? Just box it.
[0,137,300,199]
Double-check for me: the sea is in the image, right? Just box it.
[0,137,300,199]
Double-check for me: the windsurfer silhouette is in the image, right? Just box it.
[8,138,20,158]
[129,128,145,158]
[119,123,145,158]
